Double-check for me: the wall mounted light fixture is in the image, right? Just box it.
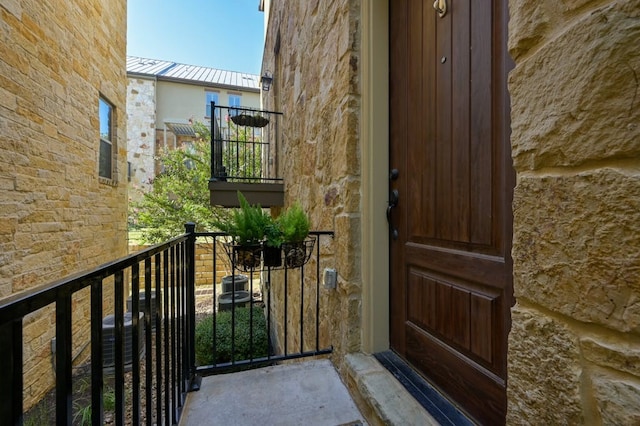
[260,71,273,91]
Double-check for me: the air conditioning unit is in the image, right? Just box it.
[102,312,145,370]
[221,275,249,294]
[127,290,159,329]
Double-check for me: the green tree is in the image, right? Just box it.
[129,122,226,243]
[129,121,266,244]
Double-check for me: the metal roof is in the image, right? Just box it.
[126,56,260,92]
[165,122,196,137]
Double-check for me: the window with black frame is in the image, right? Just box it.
[99,97,114,180]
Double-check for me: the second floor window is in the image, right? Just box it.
[229,94,241,115]
[206,91,219,118]
[99,97,114,180]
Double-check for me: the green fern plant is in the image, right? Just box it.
[213,191,271,245]
[277,202,310,243]
[263,222,284,248]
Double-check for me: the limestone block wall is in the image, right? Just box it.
[508,1,640,423]
[130,242,231,287]
[0,0,127,409]
[127,77,157,203]
[261,0,362,364]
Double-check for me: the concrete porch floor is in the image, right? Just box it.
[180,359,367,426]
[180,355,445,426]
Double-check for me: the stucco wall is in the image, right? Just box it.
[261,0,362,364]
[508,1,640,423]
[156,80,261,128]
[0,0,127,409]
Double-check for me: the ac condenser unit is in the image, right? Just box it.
[102,312,145,370]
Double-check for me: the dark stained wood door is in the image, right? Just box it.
[389,0,513,424]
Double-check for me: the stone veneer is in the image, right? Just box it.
[130,243,231,287]
[261,0,362,364]
[261,0,640,423]
[127,76,157,203]
[508,0,640,423]
[0,0,127,409]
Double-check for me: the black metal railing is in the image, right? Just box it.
[193,231,334,375]
[209,103,283,183]
[0,223,199,426]
[0,225,334,424]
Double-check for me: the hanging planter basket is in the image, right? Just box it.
[223,243,262,271]
[230,114,270,128]
[222,239,315,271]
[281,239,315,269]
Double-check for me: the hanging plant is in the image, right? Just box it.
[213,191,270,270]
[230,113,270,128]
[277,202,313,269]
[263,222,284,268]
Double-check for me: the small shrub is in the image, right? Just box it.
[195,306,269,365]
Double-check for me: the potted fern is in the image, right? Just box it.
[214,192,270,270]
[263,221,284,268]
[277,202,312,268]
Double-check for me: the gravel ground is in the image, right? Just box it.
[23,286,261,425]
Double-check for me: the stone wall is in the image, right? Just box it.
[508,1,640,423]
[0,0,127,409]
[130,243,231,287]
[127,76,157,203]
[261,0,362,364]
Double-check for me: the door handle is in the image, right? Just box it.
[387,189,399,220]
[387,189,399,240]
[433,0,447,18]
[388,169,399,240]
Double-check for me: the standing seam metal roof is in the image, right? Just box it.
[126,55,260,91]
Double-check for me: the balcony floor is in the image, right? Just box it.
[180,359,367,426]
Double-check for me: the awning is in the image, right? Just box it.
[165,122,196,136]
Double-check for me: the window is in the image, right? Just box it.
[182,140,195,170]
[205,91,219,118]
[229,94,241,115]
[99,97,114,179]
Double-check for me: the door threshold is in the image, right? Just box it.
[374,351,475,426]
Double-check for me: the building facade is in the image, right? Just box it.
[126,56,261,202]
[0,0,128,408]
[260,0,640,424]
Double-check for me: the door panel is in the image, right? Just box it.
[389,0,513,424]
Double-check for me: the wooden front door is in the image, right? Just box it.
[389,0,513,424]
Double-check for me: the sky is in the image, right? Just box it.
[126,0,265,75]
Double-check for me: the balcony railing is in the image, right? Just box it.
[0,225,333,425]
[193,231,334,375]
[208,103,285,207]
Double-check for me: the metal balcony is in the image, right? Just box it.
[208,103,284,207]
